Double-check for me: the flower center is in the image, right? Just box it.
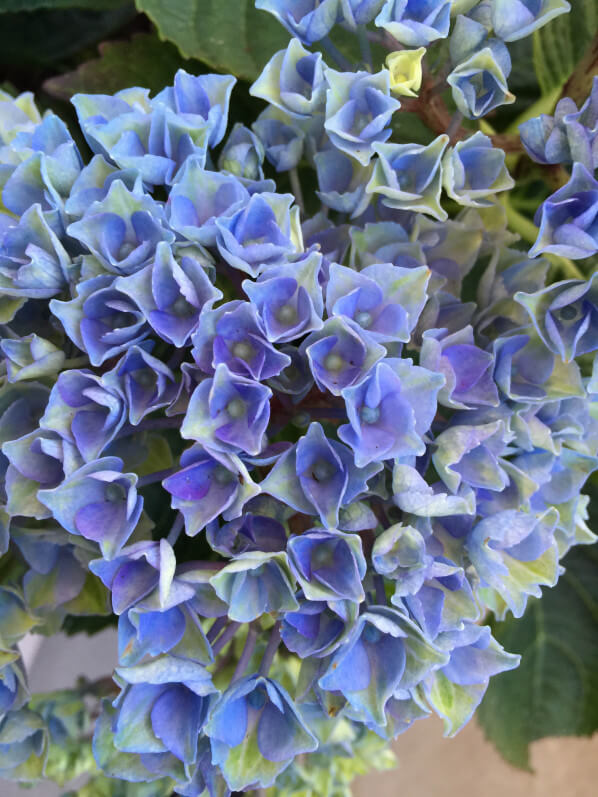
[232,341,254,360]
[213,466,233,486]
[324,353,344,371]
[227,398,246,419]
[172,295,192,317]
[105,483,125,503]
[556,303,583,322]
[355,311,372,328]
[311,459,335,482]
[276,304,297,324]
[135,370,155,388]
[118,242,136,259]
[360,405,380,424]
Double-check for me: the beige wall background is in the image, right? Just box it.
[355,715,598,797]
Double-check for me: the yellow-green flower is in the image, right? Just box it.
[386,48,426,97]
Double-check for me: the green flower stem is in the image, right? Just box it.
[500,195,585,280]
[357,25,373,71]
[166,513,184,546]
[137,466,178,487]
[212,622,242,655]
[232,625,258,682]
[259,621,281,676]
[320,37,353,71]
[289,168,304,215]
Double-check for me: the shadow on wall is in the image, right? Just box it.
[354,714,598,797]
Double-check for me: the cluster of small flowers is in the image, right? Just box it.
[0,0,596,795]
[520,77,598,260]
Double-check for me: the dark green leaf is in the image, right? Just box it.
[135,0,290,81]
[44,32,196,100]
[0,6,136,67]
[533,0,598,93]
[0,0,125,10]
[478,542,598,769]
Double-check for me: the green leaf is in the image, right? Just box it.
[478,542,598,769]
[135,0,290,81]
[43,32,197,101]
[0,0,125,11]
[0,6,135,67]
[533,0,598,93]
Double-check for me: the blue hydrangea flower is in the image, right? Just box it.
[2,112,82,220]
[163,445,260,536]
[493,332,585,403]
[255,0,341,45]
[341,0,386,26]
[152,70,236,148]
[281,597,358,658]
[313,148,371,217]
[67,180,174,275]
[349,220,425,270]
[38,456,143,559]
[89,540,174,614]
[375,0,451,46]
[75,101,209,187]
[167,159,249,247]
[529,162,598,259]
[242,251,324,343]
[424,624,519,735]
[250,38,327,118]
[192,301,291,379]
[110,656,217,764]
[40,370,126,462]
[442,132,514,207]
[210,550,298,621]
[326,261,429,343]
[0,89,41,146]
[215,192,301,276]
[207,512,287,557]
[520,78,598,170]
[3,428,82,519]
[372,522,430,591]
[433,420,511,494]
[366,136,449,219]
[319,606,447,725]
[287,528,367,602]
[515,272,598,362]
[0,334,64,383]
[181,363,272,456]
[206,675,318,790]
[253,108,306,172]
[420,326,499,408]
[339,358,443,467]
[50,275,149,367]
[266,344,314,402]
[491,0,571,42]
[303,316,386,395]
[65,154,143,219]
[218,123,267,184]
[115,241,222,348]
[467,508,560,618]
[0,205,70,305]
[392,462,476,517]
[324,69,400,166]
[111,345,177,426]
[0,709,47,781]
[261,422,380,528]
[447,18,514,120]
